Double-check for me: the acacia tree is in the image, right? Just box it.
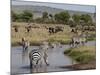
[80,14,92,24]
[20,10,33,22]
[54,11,70,24]
[72,14,80,25]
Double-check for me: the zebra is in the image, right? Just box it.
[21,37,30,51]
[70,37,86,47]
[29,49,43,69]
[49,42,62,49]
[70,37,81,47]
[29,42,50,69]
[70,38,75,47]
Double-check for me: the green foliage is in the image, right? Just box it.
[54,11,70,24]
[80,14,92,23]
[11,10,33,22]
[72,14,80,24]
[68,20,76,27]
[12,10,94,26]
[11,11,19,22]
[20,10,33,22]
[75,53,95,63]
[64,46,96,64]
[86,34,96,41]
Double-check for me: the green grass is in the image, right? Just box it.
[64,46,96,64]
[86,35,96,41]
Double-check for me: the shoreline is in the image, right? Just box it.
[11,42,69,47]
[11,40,96,47]
[11,41,71,47]
[60,63,96,70]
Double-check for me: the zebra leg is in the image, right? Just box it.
[39,60,42,67]
[25,47,28,51]
[30,60,33,69]
[72,42,75,48]
[23,46,26,51]
[36,59,42,68]
[36,60,39,67]
[22,46,24,51]
[44,56,49,66]
[70,42,72,47]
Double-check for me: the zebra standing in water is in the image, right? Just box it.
[70,36,86,47]
[29,49,43,69]
[29,41,50,69]
[70,37,81,47]
[22,37,30,51]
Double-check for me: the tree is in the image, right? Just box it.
[72,14,80,25]
[68,20,76,27]
[21,10,33,22]
[11,11,18,22]
[49,14,53,19]
[42,12,49,23]
[80,14,92,23]
[48,14,54,23]
[54,11,70,24]
[42,12,48,19]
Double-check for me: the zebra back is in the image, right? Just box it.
[29,49,44,66]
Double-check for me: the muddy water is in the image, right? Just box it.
[11,41,96,74]
[11,45,76,74]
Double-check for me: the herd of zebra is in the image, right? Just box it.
[21,37,58,69]
[21,35,87,69]
[13,23,88,69]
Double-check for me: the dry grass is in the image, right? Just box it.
[11,22,73,46]
[11,22,96,46]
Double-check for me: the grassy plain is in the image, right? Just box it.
[11,22,73,46]
[11,22,96,46]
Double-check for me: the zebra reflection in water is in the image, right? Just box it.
[21,37,30,63]
[30,64,48,73]
[22,48,29,64]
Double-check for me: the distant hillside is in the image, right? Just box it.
[12,5,64,13]
[12,5,64,18]
[12,5,95,21]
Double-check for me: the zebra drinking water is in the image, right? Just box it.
[29,49,43,68]
[29,41,50,69]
